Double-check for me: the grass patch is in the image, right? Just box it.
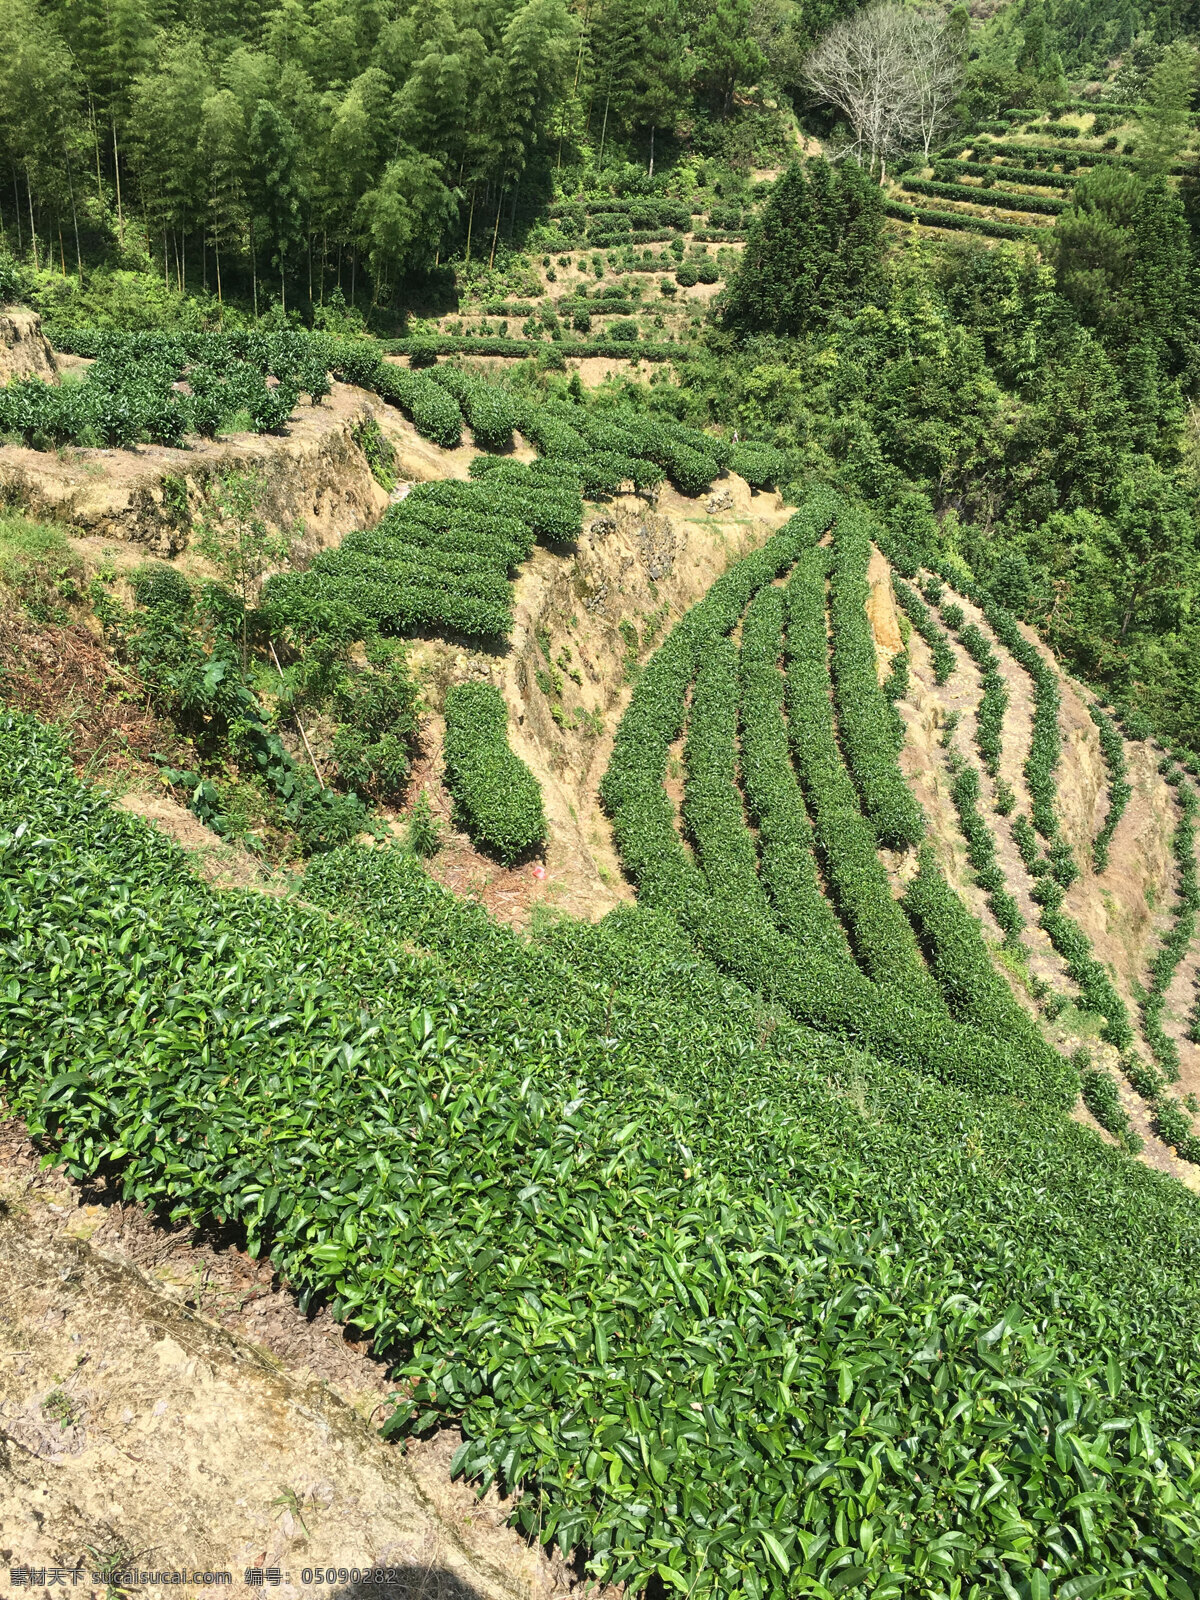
[0,513,83,621]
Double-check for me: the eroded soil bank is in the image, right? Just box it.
[0,1122,583,1600]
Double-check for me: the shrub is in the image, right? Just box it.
[377,368,463,449]
[0,254,27,306]
[946,757,1025,946]
[829,510,925,850]
[913,576,1134,1046]
[739,584,867,974]
[708,203,743,230]
[903,848,1057,1071]
[463,382,517,451]
[129,563,193,617]
[8,711,1200,1593]
[407,791,441,856]
[660,440,717,496]
[1140,782,1198,1080]
[731,443,783,489]
[331,342,385,389]
[785,541,943,1009]
[262,461,578,646]
[884,201,1033,239]
[955,620,1007,778]
[442,682,546,862]
[1089,701,1132,872]
[900,178,1067,217]
[892,578,955,684]
[1081,1067,1133,1140]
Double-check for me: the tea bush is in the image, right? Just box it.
[442,682,545,861]
[7,706,1200,1594]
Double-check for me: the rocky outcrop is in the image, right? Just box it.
[0,309,57,383]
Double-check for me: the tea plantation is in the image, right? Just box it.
[6,473,1200,1594]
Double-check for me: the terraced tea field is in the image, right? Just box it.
[4,329,1200,1591]
[885,106,1200,240]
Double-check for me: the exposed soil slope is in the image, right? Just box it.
[885,570,1200,1189]
[0,382,393,559]
[0,1122,578,1600]
[0,310,57,383]
[409,474,792,925]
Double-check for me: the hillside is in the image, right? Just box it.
[1,288,1200,1591]
[884,103,1200,240]
[5,500,1200,1592]
[6,0,1200,1589]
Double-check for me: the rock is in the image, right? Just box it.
[635,515,677,581]
[0,309,57,384]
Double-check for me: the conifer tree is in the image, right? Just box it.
[628,0,688,174]
[690,0,766,116]
[1137,41,1198,179]
[722,158,884,339]
[1128,177,1194,365]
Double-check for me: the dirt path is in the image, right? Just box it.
[0,1121,579,1600]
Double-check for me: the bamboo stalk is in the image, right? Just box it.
[270,642,325,786]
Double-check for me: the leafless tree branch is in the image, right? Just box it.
[802,6,965,176]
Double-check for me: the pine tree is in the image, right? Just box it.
[627,0,688,175]
[1053,164,1143,333]
[1137,41,1197,179]
[690,0,765,117]
[722,158,884,339]
[1128,177,1194,364]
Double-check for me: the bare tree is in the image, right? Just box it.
[905,10,967,160]
[802,5,965,177]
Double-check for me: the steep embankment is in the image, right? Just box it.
[1,393,392,559]
[410,472,793,923]
[0,313,791,925]
[861,554,1200,1188]
[0,1122,574,1600]
[0,309,57,382]
[601,499,1200,1190]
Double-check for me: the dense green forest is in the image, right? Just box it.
[2,0,1197,306]
[0,0,810,305]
